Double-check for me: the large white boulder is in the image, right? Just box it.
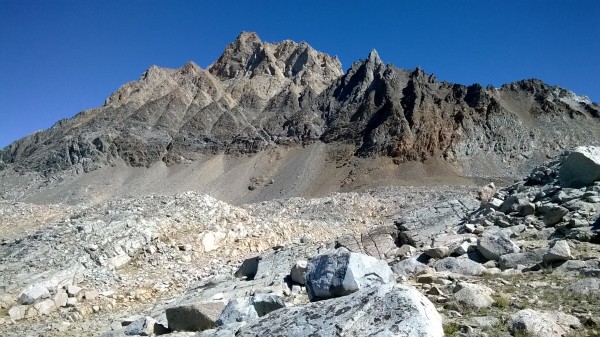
[233,283,444,337]
[304,250,395,301]
[17,284,50,305]
[509,309,581,337]
[559,146,600,188]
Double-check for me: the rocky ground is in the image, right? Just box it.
[0,147,599,336]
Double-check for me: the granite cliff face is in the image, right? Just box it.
[1,32,599,180]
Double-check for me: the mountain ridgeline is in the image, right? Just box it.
[2,32,599,179]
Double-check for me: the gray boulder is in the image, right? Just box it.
[453,282,495,309]
[509,309,581,337]
[543,240,572,262]
[217,298,257,325]
[499,251,544,270]
[217,294,285,325]
[33,299,56,315]
[433,257,486,276]
[541,205,569,226]
[499,195,534,215]
[166,301,226,332]
[477,236,520,261]
[304,250,394,301]
[123,316,169,336]
[566,278,600,295]
[391,255,431,278]
[559,146,600,188]
[17,283,50,305]
[290,260,307,285]
[233,283,444,337]
[8,305,28,321]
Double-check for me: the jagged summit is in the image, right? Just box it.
[208,31,343,84]
[366,49,383,66]
[0,32,599,185]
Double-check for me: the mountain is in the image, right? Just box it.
[1,32,599,203]
[2,32,600,337]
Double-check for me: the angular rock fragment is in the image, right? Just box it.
[8,305,28,321]
[289,260,307,285]
[166,302,226,332]
[391,255,431,278]
[477,235,520,261]
[453,282,495,309]
[434,257,486,276]
[559,146,600,188]
[217,294,285,326]
[567,278,600,296]
[33,299,56,315]
[17,284,50,305]
[499,251,544,270]
[123,316,169,336]
[543,240,572,262]
[304,250,394,301]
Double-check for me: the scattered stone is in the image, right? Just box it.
[217,294,285,326]
[33,299,56,315]
[54,291,69,307]
[8,305,28,321]
[424,246,450,259]
[304,250,394,301]
[17,284,50,305]
[123,316,168,336]
[544,240,572,262]
[66,285,82,297]
[433,257,486,276]
[567,278,600,296]
[499,251,544,270]
[541,205,569,226]
[391,256,431,278]
[66,297,78,307]
[509,309,581,337]
[395,244,418,258]
[559,146,600,188]
[453,282,495,309]
[478,182,496,202]
[290,260,307,285]
[477,235,521,261]
[166,302,226,332]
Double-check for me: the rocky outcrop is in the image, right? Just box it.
[207,283,444,337]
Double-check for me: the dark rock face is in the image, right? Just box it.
[1,32,599,178]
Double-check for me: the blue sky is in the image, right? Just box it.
[1,1,599,148]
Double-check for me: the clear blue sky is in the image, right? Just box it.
[1,1,599,148]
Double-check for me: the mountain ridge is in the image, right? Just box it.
[1,32,599,186]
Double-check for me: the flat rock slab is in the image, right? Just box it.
[226,284,444,337]
[396,197,479,248]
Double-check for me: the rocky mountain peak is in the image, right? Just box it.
[366,49,383,68]
[0,33,599,182]
[208,32,342,85]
